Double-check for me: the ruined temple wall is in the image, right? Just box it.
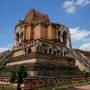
[34,24,41,39]
[41,24,47,39]
[26,25,34,40]
[47,24,58,40]
[34,23,48,40]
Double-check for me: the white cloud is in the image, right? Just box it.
[0,48,8,53]
[76,0,90,6]
[69,27,90,41]
[83,38,90,42]
[0,44,12,53]
[63,0,90,14]
[80,43,90,51]
[63,0,76,14]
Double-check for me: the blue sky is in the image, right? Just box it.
[0,0,90,52]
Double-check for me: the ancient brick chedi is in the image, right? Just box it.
[14,9,71,48]
[0,9,90,77]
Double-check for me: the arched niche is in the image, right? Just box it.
[16,32,19,42]
[62,31,68,46]
[48,48,52,54]
[21,32,23,39]
[58,31,60,40]
[28,47,32,54]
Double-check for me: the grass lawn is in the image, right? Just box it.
[0,84,16,90]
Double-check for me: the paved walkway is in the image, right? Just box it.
[67,84,90,90]
[76,84,90,90]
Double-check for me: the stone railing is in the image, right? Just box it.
[69,48,90,71]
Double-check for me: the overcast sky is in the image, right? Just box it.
[0,0,90,53]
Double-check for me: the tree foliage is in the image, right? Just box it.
[80,70,90,77]
[10,65,28,90]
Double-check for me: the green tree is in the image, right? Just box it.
[80,70,90,77]
[84,72,90,77]
[10,65,28,90]
[10,70,17,83]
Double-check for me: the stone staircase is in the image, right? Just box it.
[69,48,90,71]
[0,50,13,65]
